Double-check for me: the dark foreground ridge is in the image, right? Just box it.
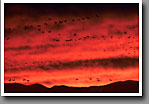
[5,80,139,93]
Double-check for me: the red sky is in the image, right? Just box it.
[4,3,139,88]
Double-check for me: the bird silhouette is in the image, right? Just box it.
[65,39,72,42]
[81,17,85,20]
[37,25,41,27]
[74,33,77,36]
[44,23,48,26]
[55,39,60,42]
[8,28,11,31]
[6,37,10,40]
[48,18,52,20]
[8,78,11,82]
[52,39,60,42]
[24,26,28,30]
[124,31,127,34]
[92,36,96,38]
[97,79,100,82]
[77,19,81,21]
[86,16,90,19]
[64,20,67,22]
[101,35,105,38]
[59,20,63,24]
[54,22,57,24]
[84,36,90,40]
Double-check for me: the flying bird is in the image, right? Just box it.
[86,16,90,19]
[124,31,127,34]
[54,22,57,24]
[64,20,67,22]
[44,23,48,26]
[74,33,77,36]
[65,39,72,42]
[91,36,96,39]
[89,78,92,80]
[59,20,63,24]
[24,26,29,30]
[97,79,100,82]
[77,19,81,21]
[6,37,10,40]
[81,17,85,20]
[8,28,11,31]
[48,18,52,20]
[37,25,41,27]
[8,78,11,82]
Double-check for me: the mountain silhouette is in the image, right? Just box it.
[4,80,139,93]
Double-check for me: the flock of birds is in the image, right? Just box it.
[8,78,29,82]
[5,14,138,56]
[6,15,92,34]
[5,14,137,43]
[75,78,112,82]
[75,77,111,82]
[6,14,138,85]
[8,77,112,83]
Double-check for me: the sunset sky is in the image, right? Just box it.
[4,3,139,88]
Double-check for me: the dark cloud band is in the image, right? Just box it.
[5,57,139,72]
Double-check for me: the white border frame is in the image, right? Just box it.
[1,0,142,96]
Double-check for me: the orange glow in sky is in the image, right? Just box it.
[4,3,139,88]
